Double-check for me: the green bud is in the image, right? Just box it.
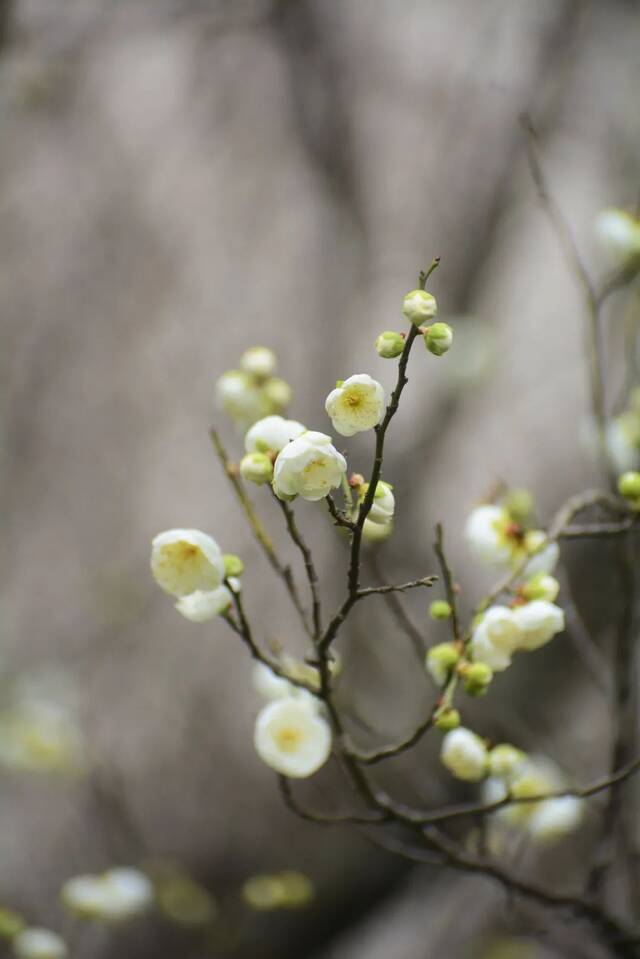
[239,452,273,485]
[375,330,405,359]
[262,377,291,410]
[462,661,493,696]
[424,322,453,356]
[502,487,535,524]
[429,599,452,621]
[425,643,460,685]
[223,554,244,578]
[435,708,461,732]
[521,572,559,602]
[402,288,438,325]
[488,743,526,779]
[618,471,640,500]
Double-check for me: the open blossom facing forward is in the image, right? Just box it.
[151,529,225,597]
[273,431,347,501]
[254,698,332,778]
[244,415,306,454]
[325,374,385,436]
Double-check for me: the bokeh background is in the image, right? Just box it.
[2,1,640,957]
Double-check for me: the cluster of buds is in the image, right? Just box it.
[375,287,453,360]
[216,347,292,431]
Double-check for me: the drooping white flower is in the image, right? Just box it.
[362,518,393,543]
[363,481,395,525]
[522,530,560,576]
[594,208,640,264]
[464,505,515,568]
[245,415,306,455]
[440,727,488,782]
[151,529,225,597]
[511,600,565,651]
[527,795,583,842]
[13,929,67,959]
[325,374,385,437]
[272,431,347,502]
[254,698,331,778]
[216,370,270,429]
[174,586,232,623]
[62,868,153,922]
[470,605,522,672]
[240,346,277,379]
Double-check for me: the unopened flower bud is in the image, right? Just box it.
[435,708,461,732]
[263,377,292,410]
[240,452,273,485]
[521,572,559,603]
[424,322,453,356]
[461,661,493,696]
[441,727,488,782]
[502,488,534,524]
[375,330,405,359]
[429,599,452,621]
[618,470,640,500]
[240,346,277,379]
[488,743,527,779]
[425,643,460,686]
[402,289,438,325]
[223,554,244,578]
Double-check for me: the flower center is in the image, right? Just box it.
[276,727,302,752]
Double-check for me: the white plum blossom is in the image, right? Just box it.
[364,481,395,525]
[440,727,488,782]
[325,374,385,437]
[273,431,347,502]
[362,518,393,543]
[470,605,522,672]
[174,586,232,623]
[244,415,306,454]
[13,930,67,959]
[594,209,640,264]
[511,600,565,651]
[527,796,584,842]
[464,505,515,568]
[254,698,331,778]
[240,346,277,379]
[151,529,225,597]
[61,868,153,922]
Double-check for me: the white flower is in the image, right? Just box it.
[511,600,565,651]
[240,346,277,379]
[254,698,331,778]
[216,370,269,428]
[174,586,232,623]
[364,481,395,525]
[522,530,560,576]
[465,505,515,568]
[527,796,583,842]
[245,415,306,454]
[151,529,225,597]
[440,727,488,782]
[470,606,522,672]
[362,518,393,542]
[13,929,67,959]
[62,868,153,922]
[325,374,385,437]
[595,209,640,263]
[273,431,347,502]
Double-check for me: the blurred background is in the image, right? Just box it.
[2,0,640,957]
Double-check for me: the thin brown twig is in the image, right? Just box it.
[272,493,323,641]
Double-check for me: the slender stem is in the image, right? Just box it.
[433,523,461,640]
[326,493,356,531]
[273,493,323,641]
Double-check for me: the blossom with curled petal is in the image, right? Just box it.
[174,586,233,623]
[325,374,385,437]
[254,698,331,778]
[244,415,306,455]
[511,600,565,651]
[272,431,347,502]
[440,727,488,782]
[151,530,225,597]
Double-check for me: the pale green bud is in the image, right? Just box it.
[240,452,273,485]
[461,661,493,696]
[240,346,277,379]
[429,599,452,621]
[435,708,461,732]
[425,643,460,685]
[522,572,559,603]
[402,289,438,325]
[424,322,453,356]
[488,743,527,779]
[503,488,535,524]
[263,377,292,410]
[618,470,640,500]
[375,330,405,359]
[223,554,244,578]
